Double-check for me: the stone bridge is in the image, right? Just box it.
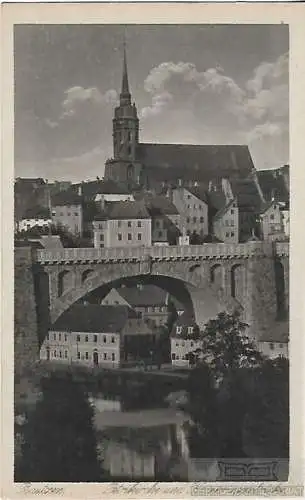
[33,241,289,336]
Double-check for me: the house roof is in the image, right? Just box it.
[186,186,208,204]
[143,194,179,216]
[213,198,236,221]
[73,179,130,199]
[118,284,168,307]
[23,206,51,220]
[207,189,228,213]
[51,190,82,207]
[257,169,289,203]
[138,143,255,183]
[122,318,156,336]
[50,304,131,333]
[107,200,150,220]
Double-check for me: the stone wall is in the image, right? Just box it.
[14,247,39,372]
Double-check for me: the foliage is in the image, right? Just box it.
[189,231,204,245]
[199,311,264,379]
[187,362,220,458]
[16,373,104,482]
[242,357,289,458]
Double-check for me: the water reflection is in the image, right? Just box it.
[89,392,191,480]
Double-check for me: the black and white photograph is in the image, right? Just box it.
[10,17,294,486]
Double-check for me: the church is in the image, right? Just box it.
[104,45,256,192]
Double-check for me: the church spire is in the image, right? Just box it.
[120,38,131,104]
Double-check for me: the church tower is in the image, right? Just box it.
[105,41,142,188]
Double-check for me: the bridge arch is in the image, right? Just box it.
[47,264,241,329]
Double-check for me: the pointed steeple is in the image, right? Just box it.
[120,39,131,104]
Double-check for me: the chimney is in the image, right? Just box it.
[178,179,182,187]
[78,185,82,197]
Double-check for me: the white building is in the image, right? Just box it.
[172,185,209,239]
[170,313,201,367]
[93,200,151,248]
[51,191,83,236]
[18,217,52,232]
[257,325,289,359]
[259,201,285,241]
[40,304,132,368]
[212,198,239,243]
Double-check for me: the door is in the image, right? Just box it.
[93,351,99,366]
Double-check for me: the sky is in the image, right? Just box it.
[15,24,289,182]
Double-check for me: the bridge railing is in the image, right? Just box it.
[35,241,282,264]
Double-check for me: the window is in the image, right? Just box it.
[76,335,80,342]
[77,351,80,359]
[187,204,190,209]
[225,220,229,226]
[171,353,176,360]
[230,220,234,226]
[67,212,71,216]
[85,352,89,360]
[186,217,190,223]
[100,234,104,241]
[99,223,103,229]
[53,333,56,340]
[54,350,57,358]
[128,233,132,241]
[187,195,191,200]
[158,231,163,238]
[60,212,64,216]
[231,232,234,237]
[225,232,230,238]
[176,355,180,360]
[187,230,191,236]
[100,244,104,248]
[112,353,115,361]
[188,326,194,335]
[85,335,88,342]
[118,221,121,228]
[75,212,78,216]
[193,217,196,223]
[194,204,196,209]
[64,334,67,342]
[118,233,122,241]
[104,353,107,360]
[128,221,132,227]
[94,335,97,343]
[176,342,179,347]
[200,216,204,223]
[103,336,106,343]
[137,221,141,227]
[279,343,283,348]
[64,351,68,359]
[190,342,194,347]
[138,233,142,241]
[155,220,160,228]
[59,333,61,341]
[59,351,62,358]
[176,326,182,335]
[269,343,274,350]
[231,209,234,214]
[182,341,185,347]
[199,205,202,210]
[270,214,275,220]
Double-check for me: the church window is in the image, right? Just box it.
[128,233,132,240]
[128,221,132,227]
[118,233,122,241]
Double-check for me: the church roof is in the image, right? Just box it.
[137,143,255,182]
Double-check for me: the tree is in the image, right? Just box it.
[243,357,289,460]
[199,311,264,381]
[187,362,220,458]
[16,374,104,482]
